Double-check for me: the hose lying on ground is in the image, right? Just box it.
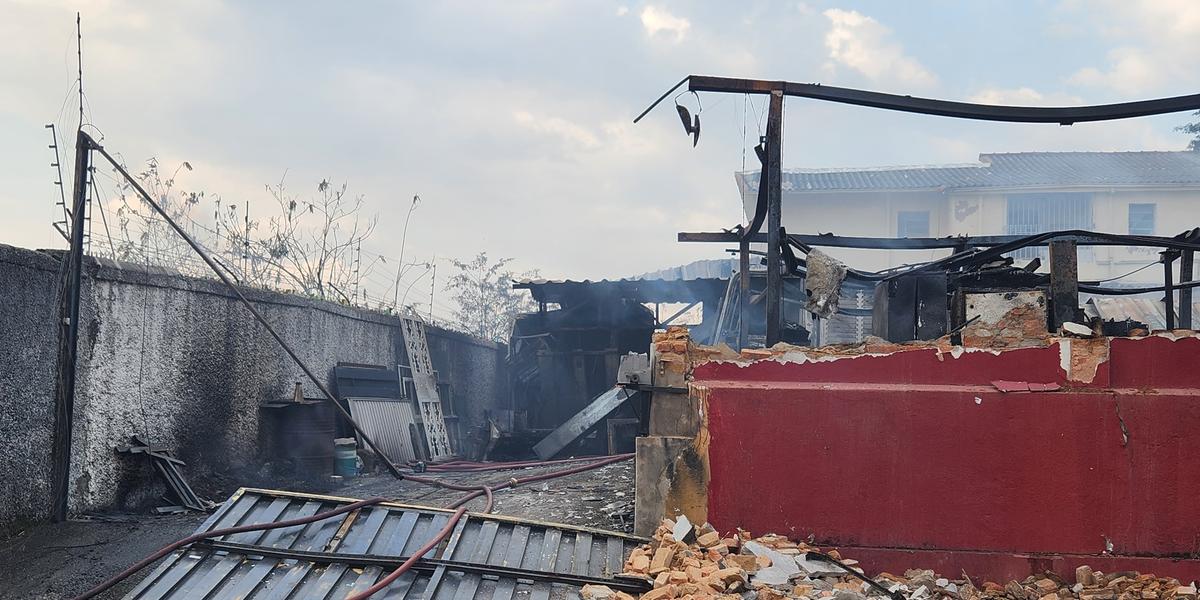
[72,453,633,600]
[73,497,390,600]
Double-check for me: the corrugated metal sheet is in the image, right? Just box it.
[346,397,421,464]
[123,488,647,600]
[737,151,1200,193]
[515,260,735,287]
[1087,297,1200,331]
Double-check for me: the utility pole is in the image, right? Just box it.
[50,129,91,522]
[50,13,91,523]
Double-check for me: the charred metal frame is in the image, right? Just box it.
[639,75,1200,345]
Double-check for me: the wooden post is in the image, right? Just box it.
[765,90,783,346]
[1048,240,1078,331]
[1163,250,1178,330]
[1180,250,1193,329]
[738,236,750,349]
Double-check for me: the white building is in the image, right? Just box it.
[737,151,1200,284]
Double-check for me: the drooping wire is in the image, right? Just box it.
[1090,259,1160,283]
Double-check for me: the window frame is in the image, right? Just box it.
[896,210,931,238]
[1127,203,1156,236]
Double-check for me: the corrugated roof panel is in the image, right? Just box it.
[123,488,648,600]
[739,151,1200,192]
[346,397,422,464]
[1087,297,1200,331]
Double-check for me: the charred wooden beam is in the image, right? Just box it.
[1048,240,1079,331]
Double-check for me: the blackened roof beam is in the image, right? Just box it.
[680,75,1200,124]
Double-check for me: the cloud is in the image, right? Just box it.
[512,110,601,150]
[1068,48,1163,94]
[967,87,1083,106]
[821,8,935,88]
[640,5,690,43]
[1064,1,1200,95]
[616,6,628,17]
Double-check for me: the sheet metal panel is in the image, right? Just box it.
[532,387,634,460]
[400,315,454,460]
[1087,296,1200,331]
[123,488,646,600]
[346,397,421,464]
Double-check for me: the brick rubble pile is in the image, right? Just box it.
[580,518,1198,600]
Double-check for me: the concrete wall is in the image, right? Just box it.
[0,243,504,531]
[690,334,1200,583]
[424,326,508,457]
[0,245,62,532]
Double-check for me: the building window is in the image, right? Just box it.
[1006,193,1094,260]
[897,211,930,238]
[1128,203,1155,235]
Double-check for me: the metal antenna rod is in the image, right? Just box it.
[77,13,83,130]
[87,134,405,478]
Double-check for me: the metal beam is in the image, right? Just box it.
[659,301,700,327]
[533,387,637,460]
[686,75,1200,124]
[679,231,1200,250]
[193,539,652,592]
[765,91,783,346]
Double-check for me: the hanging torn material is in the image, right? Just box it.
[804,249,847,319]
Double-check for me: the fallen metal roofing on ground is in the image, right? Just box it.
[122,488,648,600]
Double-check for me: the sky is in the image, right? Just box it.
[2,1,1199,321]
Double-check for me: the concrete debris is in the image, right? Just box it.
[582,584,636,600]
[805,249,847,319]
[622,519,1194,600]
[674,514,697,545]
[743,541,801,585]
[1062,321,1095,337]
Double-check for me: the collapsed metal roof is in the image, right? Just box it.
[123,488,647,600]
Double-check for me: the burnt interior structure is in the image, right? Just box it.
[503,277,725,457]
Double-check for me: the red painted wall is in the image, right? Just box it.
[696,337,1200,582]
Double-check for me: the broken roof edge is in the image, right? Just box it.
[220,486,652,542]
[656,325,1200,389]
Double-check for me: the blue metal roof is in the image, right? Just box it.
[123,488,646,600]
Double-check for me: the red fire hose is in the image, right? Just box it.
[72,453,633,600]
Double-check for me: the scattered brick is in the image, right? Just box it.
[622,521,1192,600]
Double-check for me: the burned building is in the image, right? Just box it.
[504,267,728,457]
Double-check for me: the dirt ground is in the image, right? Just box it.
[0,460,635,600]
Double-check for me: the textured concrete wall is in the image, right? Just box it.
[70,260,401,513]
[0,245,62,530]
[0,243,504,528]
[424,328,508,457]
